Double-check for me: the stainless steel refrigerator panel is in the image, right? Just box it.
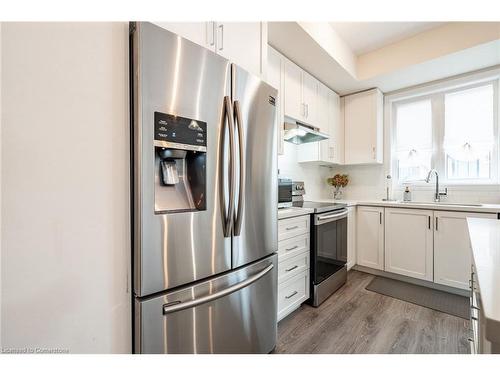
[135,254,277,354]
[231,65,278,268]
[132,22,233,296]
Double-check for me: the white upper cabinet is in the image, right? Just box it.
[297,84,342,165]
[155,22,266,78]
[153,22,216,51]
[324,90,343,164]
[267,46,285,156]
[283,58,303,121]
[344,88,384,165]
[283,58,325,129]
[384,208,434,281]
[356,206,384,270]
[215,22,265,78]
[434,211,496,290]
[316,82,329,131]
[301,71,318,127]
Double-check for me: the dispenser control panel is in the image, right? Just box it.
[154,112,207,150]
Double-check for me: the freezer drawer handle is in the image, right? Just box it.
[162,264,274,315]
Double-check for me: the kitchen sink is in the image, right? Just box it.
[397,201,483,207]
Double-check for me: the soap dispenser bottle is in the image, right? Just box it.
[403,186,412,202]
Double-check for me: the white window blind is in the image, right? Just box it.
[391,76,498,186]
[444,84,494,180]
[395,99,432,182]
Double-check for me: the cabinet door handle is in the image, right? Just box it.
[285,291,298,299]
[379,212,382,224]
[218,24,224,51]
[286,225,299,231]
[428,216,431,229]
[207,22,215,46]
[435,217,439,231]
[285,265,299,272]
[285,245,299,251]
[306,104,309,118]
[372,146,376,160]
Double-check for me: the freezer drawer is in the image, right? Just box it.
[135,254,277,354]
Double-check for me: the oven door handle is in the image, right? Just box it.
[315,210,348,225]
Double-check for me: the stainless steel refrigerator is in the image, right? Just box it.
[130,22,278,354]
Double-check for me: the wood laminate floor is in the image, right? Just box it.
[276,270,470,354]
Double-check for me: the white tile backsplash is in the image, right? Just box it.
[278,142,334,200]
[279,141,500,205]
[328,163,500,204]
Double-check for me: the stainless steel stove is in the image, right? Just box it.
[293,200,347,214]
[292,181,348,306]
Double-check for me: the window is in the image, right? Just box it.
[444,85,494,180]
[392,78,498,185]
[395,99,432,182]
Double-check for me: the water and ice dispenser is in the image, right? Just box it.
[154,112,207,213]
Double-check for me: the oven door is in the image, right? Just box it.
[312,209,348,285]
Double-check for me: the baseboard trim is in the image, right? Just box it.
[353,265,469,297]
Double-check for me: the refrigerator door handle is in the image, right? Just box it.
[233,100,245,236]
[220,95,236,237]
[162,264,274,315]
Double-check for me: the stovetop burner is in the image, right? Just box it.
[293,200,347,214]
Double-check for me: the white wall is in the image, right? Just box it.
[1,22,131,353]
[278,141,334,200]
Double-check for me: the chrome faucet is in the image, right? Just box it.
[425,169,448,202]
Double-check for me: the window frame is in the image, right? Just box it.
[389,73,500,188]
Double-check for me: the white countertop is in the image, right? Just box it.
[315,199,500,214]
[277,207,314,220]
[467,217,500,341]
[278,199,500,220]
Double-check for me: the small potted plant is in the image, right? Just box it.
[327,174,349,200]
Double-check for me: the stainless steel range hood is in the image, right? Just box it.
[283,120,329,144]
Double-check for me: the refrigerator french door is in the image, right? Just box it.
[131,22,278,354]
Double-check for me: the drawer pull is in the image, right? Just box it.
[286,225,299,231]
[285,291,298,299]
[285,265,299,272]
[285,245,299,251]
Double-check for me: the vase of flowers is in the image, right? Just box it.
[327,174,349,200]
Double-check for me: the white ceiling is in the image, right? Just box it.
[268,22,500,95]
[329,22,445,55]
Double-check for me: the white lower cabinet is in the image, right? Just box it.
[356,206,384,270]
[434,211,496,290]
[384,208,434,281]
[347,206,357,270]
[278,214,310,241]
[277,272,309,320]
[355,205,499,292]
[277,214,310,321]
[278,251,309,285]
